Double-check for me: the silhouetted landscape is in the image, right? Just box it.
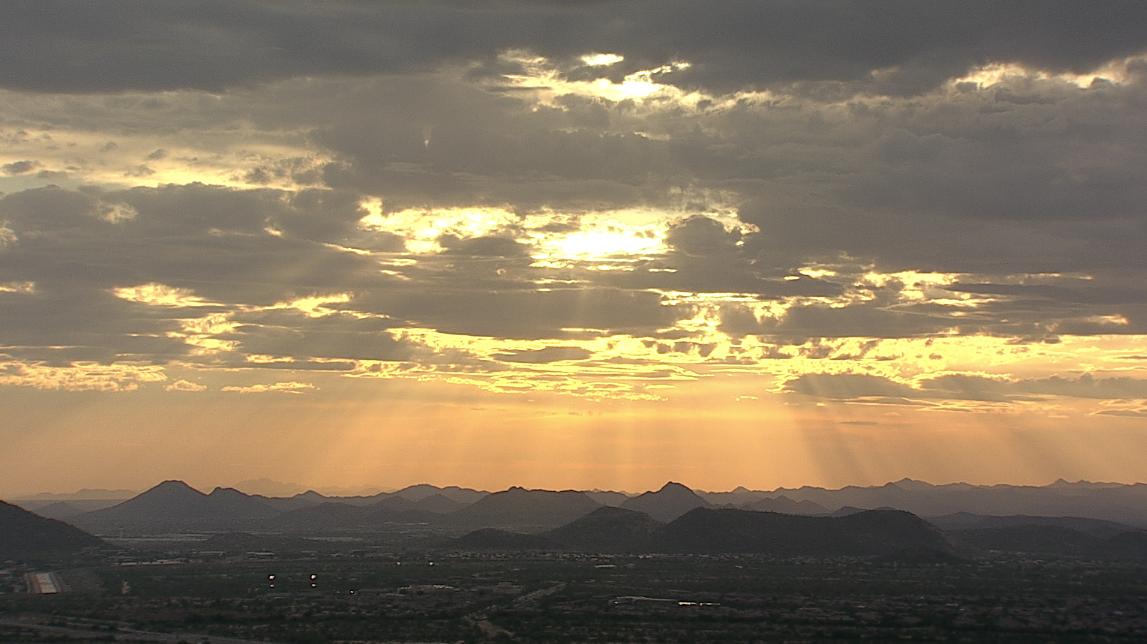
[4,479,1147,642]
[7,0,1147,641]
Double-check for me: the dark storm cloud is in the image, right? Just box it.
[307,73,676,211]
[0,183,695,369]
[0,185,411,366]
[2,1,1145,95]
[276,56,1147,277]
[354,286,677,340]
[784,372,1147,403]
[220,312,412,363]
[438,234,531,257]
[720,299,964,342]
[0,185,380,304]
[4,1,1147,380]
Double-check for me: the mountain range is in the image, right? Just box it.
[443,505,957,558]
[7,478,1147,560]
[10,478,1147,558]
[0,500,105,559]
[696,478,1147,526]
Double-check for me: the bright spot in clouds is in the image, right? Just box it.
[114,283,210,307]
[580,53,624,67]
[360,203,672,263]
[532,215,665,263]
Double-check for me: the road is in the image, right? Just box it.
[0,617,282,644]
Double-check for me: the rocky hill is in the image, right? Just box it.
[0,500,105,558]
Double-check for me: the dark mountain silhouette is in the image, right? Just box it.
[31,501,85,520]
[584,490,632,506]
[393,484,487,505]
[366,494,463,513]
[755,479,1147,526]
[620,482,711,522]
[255,490,328,512]
[447,505,956,557]
[741,495,828,515]
[543,506,664,552]
[950,525,1147,558]
[929,512,1139,538]
[314,492,393,507]
[412,494,466,514]
[447,487,602,531]
[70,481,278,533]
[0,500,105,558]
[370,495,421,512]
[697,486,772,506]
[206,487,282,518]
[15,498,126,514]
[652,508,953,556]
[16,489,135,502]
[41,478,1147,541]
[450,528,556,550]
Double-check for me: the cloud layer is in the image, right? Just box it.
[1,0,1146,417]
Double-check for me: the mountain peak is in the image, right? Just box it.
[621,482,711,522]
[147,480,207,497]
[890,478,935,491]
[208,486,249,498]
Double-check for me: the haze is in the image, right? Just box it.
[4,1,1147,497]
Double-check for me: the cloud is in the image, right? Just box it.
[2,2,1147,406]
[784,371,1147,405]
[784,373,921,400]
[0,360,166,392]
[2,160,40,175]
[2,1,1144,95]
[493,346,593,364]
[165,379,206,392]
[221,381,316,394]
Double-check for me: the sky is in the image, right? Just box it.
[4,0,1147,497]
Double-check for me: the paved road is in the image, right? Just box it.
[0,617,280,644]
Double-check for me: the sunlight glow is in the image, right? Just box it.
[0,359,167,391]
[0,281,35,293]
[535,224,664,262]
[221,381,317,394]
[360,206,520,254]
[271,293,353,318]
[493,50,695,105]
[580,53,624,67]
[948,56,1145,90]
[114,283,211,307]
